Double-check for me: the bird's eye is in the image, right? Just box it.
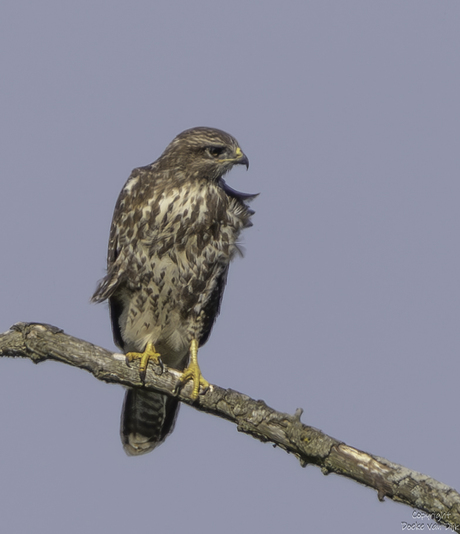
[208,146,225,158]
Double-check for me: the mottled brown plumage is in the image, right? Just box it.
[92,127,255,455]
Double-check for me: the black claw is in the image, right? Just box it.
[139,368,147,384]
[172,380,181,397]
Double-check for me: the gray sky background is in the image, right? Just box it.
[1,2,459,533]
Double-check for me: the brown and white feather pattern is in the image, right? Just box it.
[92,127,255,455]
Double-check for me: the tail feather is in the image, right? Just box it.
[120,388,180,456]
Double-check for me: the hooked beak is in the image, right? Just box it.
[235,147,249,169]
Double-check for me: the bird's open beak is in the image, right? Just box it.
[235,147,249,169]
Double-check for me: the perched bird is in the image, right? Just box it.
[92,127,256,455]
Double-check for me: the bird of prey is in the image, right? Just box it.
[92,127,256,455]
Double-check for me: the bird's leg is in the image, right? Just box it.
[179,339,210,400]
[126,342,162,379]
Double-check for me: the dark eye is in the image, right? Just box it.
[208,146,225,158]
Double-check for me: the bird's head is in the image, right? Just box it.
[159,126,249,182]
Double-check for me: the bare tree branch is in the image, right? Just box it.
[1,322,459,531]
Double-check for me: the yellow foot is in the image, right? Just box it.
[179,339,210,400]
[126,342,162,375]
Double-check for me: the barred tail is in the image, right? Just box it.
[120,388,180,456]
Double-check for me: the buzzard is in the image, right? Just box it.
[92,127,256,455]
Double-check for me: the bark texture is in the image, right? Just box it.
[1,322,459,531]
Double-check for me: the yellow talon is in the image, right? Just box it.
[179,339,209,400]
[126,342,161,374]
